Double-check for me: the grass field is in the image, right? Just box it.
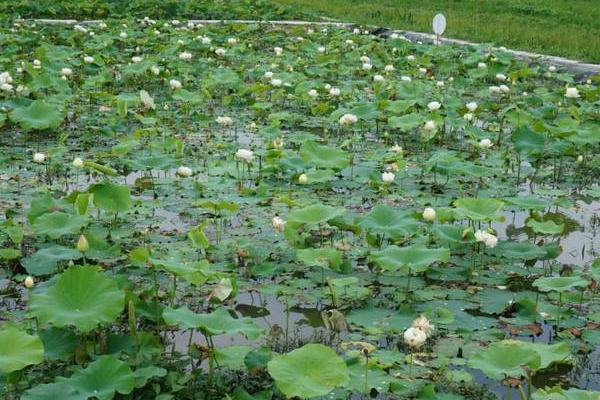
[273,0,600,63]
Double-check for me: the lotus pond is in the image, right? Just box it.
[0,18,600,400]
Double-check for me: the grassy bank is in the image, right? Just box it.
[274,0,600,63]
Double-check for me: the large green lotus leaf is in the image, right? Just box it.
[520,342,573,369]
[27,193,71,224]
[358,205,419,239]
[532,387,600,400]
[215,345,254,370]
[532,276,589,293]
[503,196,550,211]
[351,103,381,121]
[388,113,425,131]
[296,247,342,271]
[172,89,203,104]
[346,362,392,394]
[39,327,78,361]
[21,245,82,276]
[267,343,349,398]
[90,182,132,213]
[526,219,565,235]
[0,327,44,373]
[32,212,89,239]
[370,244,450,273]
[206,68,242,90]
[57,356,135,400]
[300,141,350,170]
[453,198,505,221]
[9,100,65,131]
[287,203,346,226]
[151,258,211,285]
[511,126,546,155]
[487,241,547,260]
[29,265,125,332]
[22,382,85,400]
[162,306,263,339]
[467,340,541,380]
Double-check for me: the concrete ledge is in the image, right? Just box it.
[25,18,600,76]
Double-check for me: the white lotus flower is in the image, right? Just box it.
[271,78,283,87]
[381,171,395,183]
[419,67,427,74]
[401,76,412,82]
[61,67,73,77]
[32,59,41,69]
[33,152,45,163]
[176,166,192,177]
[202,37,212,45]
[496,73,506,81]
[140,90,155,109]
[466,102,478,112]
[119,32,127,38]
[345,39,354,45]
[391,144,402,153]
[384,64,395,72]
[479,138,493,149]
[215,47,226,56]
[478,62,487,68]
[373,74,384,82]
[339,113,358,125]
[403,326,427,349]
[72,157,84,168]
[274,47,283,56]
[329,87,341,96]
[360,55,370,63]
[499,84,510,93]
[179,51,192,60]
[436,81,444,87]
[576,155,584,164]
[151,65,160,75]
[235,149,254,163]
[565,87,580,98]
[412,315,434,338]
[489,86,501,94]
[549,65,557,72]
[362,63,372,71]
[317,46,325,53]
[463,112,474,122]
[406,55,415,61]
[308,89,318,98]
[424,120,436,131]
[83,55,95,64]
[216,116,233,126]
[475,230,498,248]
[169,79,182,89]
[227,37,237,45]
[272,216,286,232]
[427,101,441,111]
[422,207,436,222]
[353,28,360,34]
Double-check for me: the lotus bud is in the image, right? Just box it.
[298,173,308,185]
[422,207,436,222]
[24,276,35,288]
[77,234,89,253]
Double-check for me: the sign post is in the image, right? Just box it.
[432,13,446,45]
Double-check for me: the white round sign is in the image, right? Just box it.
[432,13,446,36]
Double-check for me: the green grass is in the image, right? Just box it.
[273,0,600,63]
